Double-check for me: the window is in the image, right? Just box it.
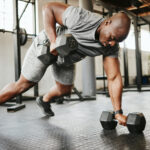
[0,0,13,31]
[119,25,135,50]
[120,25,150,52]
[141,27,150,51]
[0,0,35,34]
[19,1,35,34]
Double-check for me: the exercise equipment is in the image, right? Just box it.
[7,104,26,112]
[0,28,28,46]
[37,34,78,65]
[100,111,117,130]
[55,34,78,57]
[19,28,28,46]
[127,112,146,133]
[3,0,37,112]
[100,111,146,133]
[37,39,58,65]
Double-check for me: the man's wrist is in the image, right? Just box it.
[114,109,123,115]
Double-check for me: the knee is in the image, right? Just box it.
[57,84,73,96]
[15,76,35,94]
[15,82,28,94]
[107,75,117,81]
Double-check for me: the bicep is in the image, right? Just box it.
[103,56,121,80]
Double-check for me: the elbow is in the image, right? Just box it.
[42,3,48,12]
[42,3,53,14]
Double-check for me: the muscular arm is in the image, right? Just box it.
[103,56,123,111]
[103,56,127,126]
[42,2,69,43]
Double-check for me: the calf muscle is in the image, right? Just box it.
[0,75,35,104]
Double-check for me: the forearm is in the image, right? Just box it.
[108,73,123,111]
[103,57,126,125]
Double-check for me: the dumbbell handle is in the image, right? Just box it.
[110,110,125,124]
[112,114,127,126]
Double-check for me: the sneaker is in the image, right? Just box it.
[36,96,55,116]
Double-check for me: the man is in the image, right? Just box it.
[0,2,130,126]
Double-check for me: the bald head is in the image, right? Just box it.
[109,12,131,41]
[98,12,131,47]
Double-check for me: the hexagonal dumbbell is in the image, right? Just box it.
[127,112,146,134]
[100,111,146,134]
[55,34,78,57]
[100,111,118,130]
[37,34,78,65]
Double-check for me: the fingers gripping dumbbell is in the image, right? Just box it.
[100,111,146,133]
[37,39,57,65]
[37,34,78,65]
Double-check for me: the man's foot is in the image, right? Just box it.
[36,96,55,116]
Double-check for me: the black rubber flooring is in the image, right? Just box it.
[0,92,150,150]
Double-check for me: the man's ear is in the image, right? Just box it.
[105,19,112,25]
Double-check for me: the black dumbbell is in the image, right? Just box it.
[37,34,78,65]
[55,34,78,57]
[100,111,117,130]
[37,39,57,65]
[126,112,146,133]
[100,111,146,133]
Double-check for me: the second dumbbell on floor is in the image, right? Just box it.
[100,111,146,134]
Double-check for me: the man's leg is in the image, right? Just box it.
[0,30,50,105]
[0,75,35,104]
[36,63,75,116]
[36,81,73,116]
[43,81,73,102]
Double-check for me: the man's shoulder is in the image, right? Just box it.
[62,5,102,27]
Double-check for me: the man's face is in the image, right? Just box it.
[99,23,123,47]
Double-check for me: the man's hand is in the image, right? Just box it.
[50,42,58,56]
[115,114,127,126]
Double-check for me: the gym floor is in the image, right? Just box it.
[0,92,150,150]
